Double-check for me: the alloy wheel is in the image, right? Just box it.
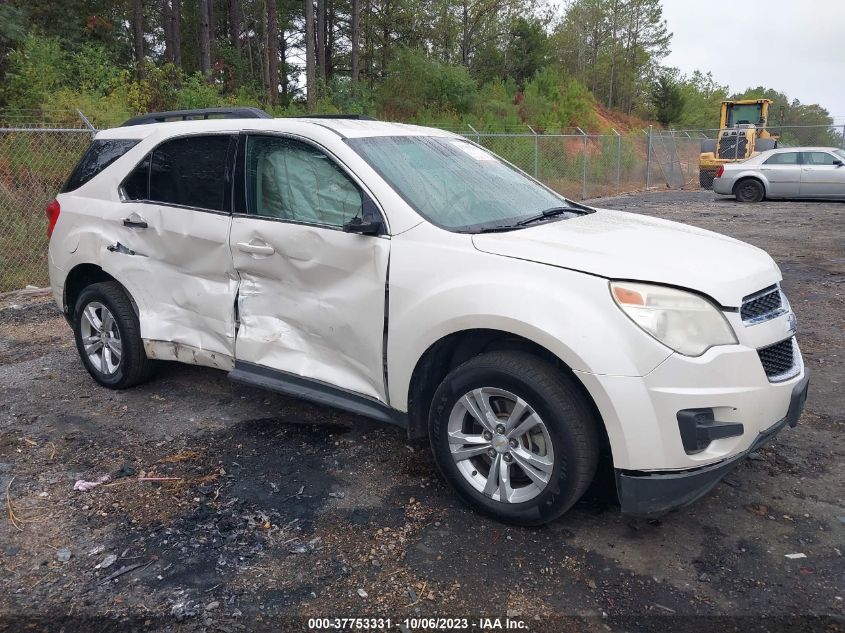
[79,301,122,375]
[447,387,555,504]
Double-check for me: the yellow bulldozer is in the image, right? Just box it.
[699,99,779,188]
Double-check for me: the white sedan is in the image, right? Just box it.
[713,146,845,202]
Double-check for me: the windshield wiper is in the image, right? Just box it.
[476,225,522,233]
[516,206,571,226]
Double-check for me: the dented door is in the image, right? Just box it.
[116,133,239,360]
[230,134,390,402]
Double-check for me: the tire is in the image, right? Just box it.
[699,170,715,189]
[754,138,777,152]
[428,351,600,526]
[73,281,156,389]
[700,139,716,154]
[734,178,765,203]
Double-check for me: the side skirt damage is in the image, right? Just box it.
[228,361,407,429]
[143,340,235,371]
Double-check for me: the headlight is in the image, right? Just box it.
[610,281,737,356]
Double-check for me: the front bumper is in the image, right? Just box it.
[615,371,809,517]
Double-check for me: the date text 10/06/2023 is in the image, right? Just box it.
[307,617,529,630]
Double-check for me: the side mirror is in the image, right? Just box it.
[833,159,844,167]
[343,196,384,236]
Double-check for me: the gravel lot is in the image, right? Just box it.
[1,190,843,632]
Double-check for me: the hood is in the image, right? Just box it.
[471,208,781,307]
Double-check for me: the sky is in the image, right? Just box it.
[659,0,845,124]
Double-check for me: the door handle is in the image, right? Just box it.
[122,216,148,229]
[236,241,275,256]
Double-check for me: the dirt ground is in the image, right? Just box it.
[0,190,843,633]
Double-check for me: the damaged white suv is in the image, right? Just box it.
[47,108,809,525]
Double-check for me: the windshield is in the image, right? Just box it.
[726,103,763,126]
[835,149,845,160]
[347,136,581,232]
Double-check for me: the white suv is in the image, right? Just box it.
[47,109,809,525]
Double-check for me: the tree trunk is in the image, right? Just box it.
[280,31,288,101]
[304,0,316,110]
[326,0,334,81]
[198,0,212,76]
[351,0,360,83]
[132,0,144,73]
[461,2,469,66]
[171,0,182,67]
[266,0,279,105]
[163,0,173,63]
[229,0,241,51]
[316,0,326,80]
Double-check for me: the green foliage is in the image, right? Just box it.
[2,34,66,109]
[675,71,727,129]
[651,73,684,126]
[519,68,596,132]
[69,43,123,95]
[0,5,27,46]
[506,18,550,87]
[378,48,477,119]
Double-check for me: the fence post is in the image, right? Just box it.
[576,127,587,199]
[645,125,653,190]
[527,125,539,179]
[612,128,621,188]
[467,123,480,146]
[77,110,96,138]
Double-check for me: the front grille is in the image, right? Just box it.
[718,135,748,159]
[758,338,797,381]
[741,286,783,322]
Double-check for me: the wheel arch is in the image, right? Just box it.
[405,328,611,456]
[63,264,138,322]
[732,174,767,198]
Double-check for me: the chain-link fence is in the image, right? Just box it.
[1,114,844,292]
[0,126,93,292]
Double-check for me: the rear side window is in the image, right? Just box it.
[122,135,234,212]
[62,139,139,192]
[764,152,800,165]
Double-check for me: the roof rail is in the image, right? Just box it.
[121,107,271,127]
[295,114,377,121]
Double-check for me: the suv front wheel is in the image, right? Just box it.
[73,281,155,389]
[429,351,599,525]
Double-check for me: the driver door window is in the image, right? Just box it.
[246,135,362,227]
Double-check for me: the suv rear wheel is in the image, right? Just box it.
[73,281,155,389]
[428,351,599,525]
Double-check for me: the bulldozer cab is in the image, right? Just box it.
[721,99,770,129]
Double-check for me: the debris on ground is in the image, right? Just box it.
[73,475,110,491]
[95,554,117,569]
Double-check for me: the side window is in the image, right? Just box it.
[764,152,800,165]
[803,151,838,166]
[148,135,234,211]
[122,155,150,200]
[62,139,139,192]
[246,135,362,226]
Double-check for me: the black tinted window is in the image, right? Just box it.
[149,135,234,211]
[62,139,139,192]
[122,155,150,200]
